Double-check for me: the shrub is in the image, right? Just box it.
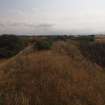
[0,35,24,58]
[80,42,105,68]
[34,39,52,50]
[76,35,95,42]
[0,94,4,105]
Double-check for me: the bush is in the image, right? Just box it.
[76,35,95,42]
[0,94,4,105]
[0,35,24,58]
[34,39,52,50]
[80,42,105,67]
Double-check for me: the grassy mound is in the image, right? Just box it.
[0,41,105,105]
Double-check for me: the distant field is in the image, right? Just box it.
[95,35,105,43]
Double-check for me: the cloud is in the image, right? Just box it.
[36,24,54,28]
[6,22,54,29]
[0,20,56,35]
[0,23,5,27]
[30,23,56,35]
[1,3,105,35]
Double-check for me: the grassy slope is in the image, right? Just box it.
[0,41,105,105]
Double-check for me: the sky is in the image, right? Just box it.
[0,0,105,35]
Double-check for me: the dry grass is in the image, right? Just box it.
[0,59,8,64]
[0,41,104,105]
[95,36,105,43]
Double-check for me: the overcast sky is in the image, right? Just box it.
[0,0,105,35]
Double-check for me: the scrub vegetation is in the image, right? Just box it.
[0,35,105,105]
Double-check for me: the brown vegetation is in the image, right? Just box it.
[0,41,105,105]
[95,35,105,43]
[80,42,105,68]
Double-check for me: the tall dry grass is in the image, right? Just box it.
[0,41,104,105]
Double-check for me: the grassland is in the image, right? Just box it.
[0,36,105,105]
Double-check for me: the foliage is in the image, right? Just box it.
[34,39,53,50]
[0,94,4,105]
[80,42,105,67]
[0,35,24,58]
[76,35,95,42]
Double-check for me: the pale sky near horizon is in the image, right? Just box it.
[0,0,105,35]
